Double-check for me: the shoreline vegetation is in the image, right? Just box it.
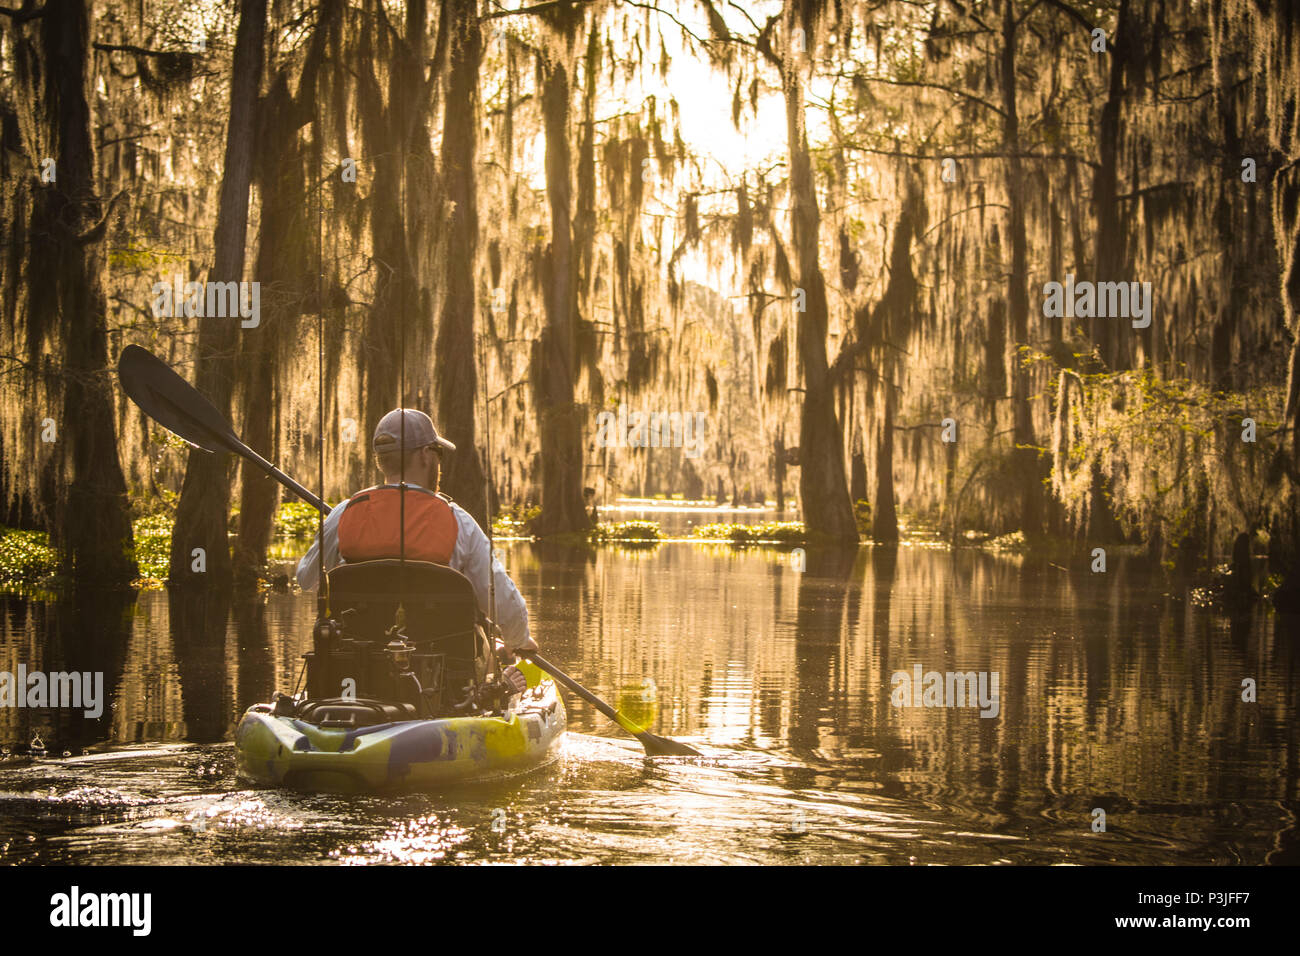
[0,498,1280,607]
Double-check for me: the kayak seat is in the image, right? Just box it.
[325,558,488,689]
[296,698,417,729]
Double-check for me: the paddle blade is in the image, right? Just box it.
[610,709,701,756]
[117,345,239,454]
[637,731,703,758]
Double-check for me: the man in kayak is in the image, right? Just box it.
[296,408,536,689]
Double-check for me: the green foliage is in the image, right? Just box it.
[3,516,174,588]
[0,528,59,588]
[1050,363,1288,557]
[854,498,872,534]
[108,243,188,271]
[132,513,173,581]
[493,504,541,537]
[150,428,191,454]
[690,521,807,544]
[275,501,322,538]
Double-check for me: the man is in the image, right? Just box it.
[297,408,536,691]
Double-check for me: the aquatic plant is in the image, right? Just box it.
[493,505,542,538]
[690,521,807,544]
[590,520,662,542]
[131,514,173,582]
[0,528,59,588]
[274,501,322,539]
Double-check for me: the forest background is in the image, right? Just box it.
[2,0,1298,596]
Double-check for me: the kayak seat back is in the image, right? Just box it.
[325,559,487,689]
[296,697,417,729]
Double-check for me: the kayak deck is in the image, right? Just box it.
[235,677,565,793]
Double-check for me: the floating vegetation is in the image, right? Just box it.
[690,521,807,544]
[590,520,662,542]
[978,531,1029,553]
[854,499,872,535]
[0,528,59,588]
[274,501,322,538]
[132,514,172,582]
[2,516,173,588]
[492,505,541,538]
[4,506,313,590]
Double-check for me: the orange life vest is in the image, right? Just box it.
[337,485,458,565]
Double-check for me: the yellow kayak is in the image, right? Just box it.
[234,662,565,793]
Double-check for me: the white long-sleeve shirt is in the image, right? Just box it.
[295,488,532,650]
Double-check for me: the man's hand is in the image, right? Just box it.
[510,635,539,654]
[502,665,529,696]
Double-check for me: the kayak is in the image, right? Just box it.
[234,660,565,793]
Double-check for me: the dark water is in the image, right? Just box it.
[1,538,1297,865]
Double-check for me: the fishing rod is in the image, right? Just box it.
[394,146,408,635]
[316,98,328,622]
[477,329,496,628]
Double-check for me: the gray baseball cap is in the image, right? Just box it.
[372,408,456,453]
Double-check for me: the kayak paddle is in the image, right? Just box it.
[521,651,702,757]
[118,345,702,758]
[117,345,330,515]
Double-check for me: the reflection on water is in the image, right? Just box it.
[1,539,1297,864]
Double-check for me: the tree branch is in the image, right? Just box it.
[72,189,130,246]
[1115,180,1191,202]
[1039,0,1097,33]
[843,72,1005,117]
[481,0,598,20]
[834,143,1100,169]
[93,42,198,60]
[0,2,43,23]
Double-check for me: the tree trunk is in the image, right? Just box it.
[531,60,591,536]
[1000,0,1043,538]
[435,0,488,525]
[232,323,281,583]
[36,0,136,584]
[169,0,266,586]
[233,10,331,576]
[783,16,857,543]
[356,0,429,459]
[1245,6,1300,476]
[359,145,405,441]
[234,77,305,580]
[872,388,899,543]
[1234,2,1300,586]
[574,24,600,298]
[1092,0,1130,371]
[850,439,867,504]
